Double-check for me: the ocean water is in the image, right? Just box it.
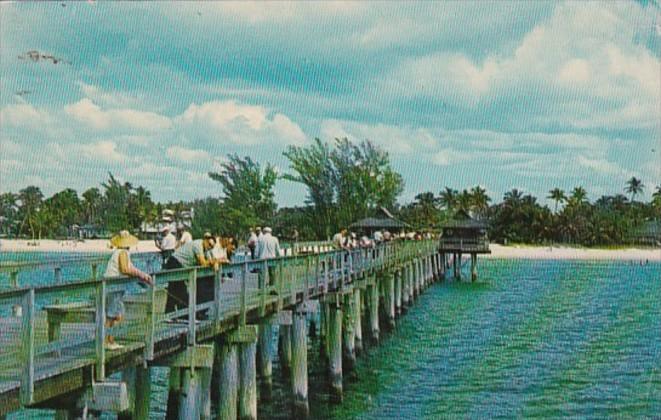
[6,258,661,419]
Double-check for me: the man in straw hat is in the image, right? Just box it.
[104,230,153,350]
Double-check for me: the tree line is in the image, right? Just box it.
[1,137,659,246]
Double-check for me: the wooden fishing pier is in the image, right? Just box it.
[0,240,451,419]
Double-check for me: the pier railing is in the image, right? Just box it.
[0,239,437,413]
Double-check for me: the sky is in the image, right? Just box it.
[1,1,660,207]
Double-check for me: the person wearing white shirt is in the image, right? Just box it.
[256,227,280,293]
[178,230,192,247]
[156,226,176,263]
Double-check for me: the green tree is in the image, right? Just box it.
[101,173,131,234]
[46,188,82,236]
[284,137,404,238]
[283,138,336,239]
[469,185,491,217]
[547,188,566,214]
[625,177,644,203]
[82,187,103,225]
[17,186,44,240]
[438,187,458,212]
[208,154,278,236]
[0,192,19,236]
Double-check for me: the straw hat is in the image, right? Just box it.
[110,230,139,248]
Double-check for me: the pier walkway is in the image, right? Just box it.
[0,240,446,419]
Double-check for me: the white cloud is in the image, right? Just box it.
[575,155,626,176]
[166,146,211,163]
[64,98,172,132]
[320,119,437,155]
[0,104,52,128]
[175,100,306,146]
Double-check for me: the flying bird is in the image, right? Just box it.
[15,90,32,97]
[18,50,70,65]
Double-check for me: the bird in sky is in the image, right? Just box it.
[18,50,70,65]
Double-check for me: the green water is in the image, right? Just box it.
[8,259,661,418]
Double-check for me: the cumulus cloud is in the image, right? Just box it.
[166,146,211,163]
[175,100,306,146]
[64,98,172,132]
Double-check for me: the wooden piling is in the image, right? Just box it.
[179,368,203,419]
[165,368,181,420]
[353,288,363,354]
[342,292,356,369]
[368,282,379,342]
[216,339,239,420]
[278,325,292,375]
[257,319,274,399]
[385,273,395,329]
[395,269,402,315]
[239,337,258,420]
[327,297,343,401]
[402,265,410,309]
[291,308,309,417]
[118,365,151,420]
[471,253,477,282]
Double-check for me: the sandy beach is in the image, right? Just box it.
[0,239,658,261]
[487,244,661,261]
[0,239,160,254]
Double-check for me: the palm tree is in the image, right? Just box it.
[503,189,523,208]
[570,186,588,205]
[469,186,491,217]
[547,188,566,214]
[438,187,458,211]
[625,177,644,203]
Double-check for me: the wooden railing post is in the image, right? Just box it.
[10,270,19,288]
[95,279,107,381]
[20,288,35,405]
[188,269,197,346]
[54,266,62,284]
[91,263,98,280]
[214,268,222,323]
[240,262,248,326]
[144,275,157,361]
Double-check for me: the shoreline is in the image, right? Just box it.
[0,239,160,254]
[486,244,661,261]
[0,239,658,261]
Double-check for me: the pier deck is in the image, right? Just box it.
[0,241,441,417]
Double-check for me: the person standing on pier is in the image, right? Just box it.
[256,227,280,292]
[155,225,176,264]
[248,227,260,260]
[163,232,217,312]
[178,229,193,247]
[104,230,153,350]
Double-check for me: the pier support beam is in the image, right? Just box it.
[238,326,258,420]
[384,273,395,329]
[215,338,239,420]
[342,292,356,370]
[353,288,363,354]
[165,368,181,420]
[257,318,274,399]
[402,265,410,309]
[291,307,309,417]
[325,294,343,401]
[367,282,380,342]
[169,345,214,420]
[395,269,402,315]
[118,365,151,420]
[278,324,292,375]
[471,253,478,282]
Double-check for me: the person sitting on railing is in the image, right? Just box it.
[104,230,153,351]
[255,227,280,294]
